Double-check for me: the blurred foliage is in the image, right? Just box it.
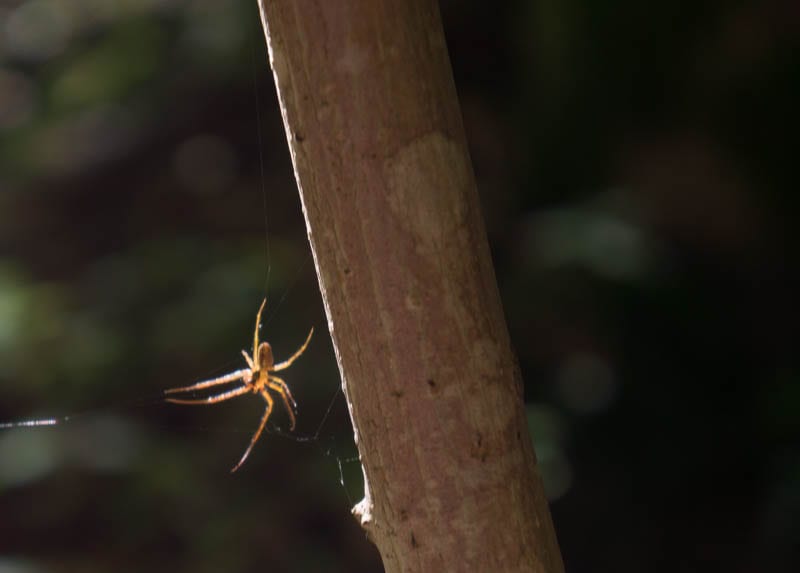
[0,0,797,571]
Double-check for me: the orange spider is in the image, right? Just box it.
[165,299,313,472]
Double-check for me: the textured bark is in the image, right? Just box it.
[257,1,564,571]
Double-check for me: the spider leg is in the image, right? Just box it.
[165,384,251,405]
[272,327,314,371]
[164,369,250,395]
[241,350,254,370]
[252,298,267,360]
[230,389,274,473]
[267,374,297,430]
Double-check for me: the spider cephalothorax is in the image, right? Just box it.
[165,299,313,472]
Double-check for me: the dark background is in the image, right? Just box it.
[0,1,797,572]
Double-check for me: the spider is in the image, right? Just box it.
[165,299,313,472]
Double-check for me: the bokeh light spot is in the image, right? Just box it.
[526,404,572,500]
[4,0,73,62]
[556,352,618,414]
[0,69,34,129]
[0,428,61,487]
[172,134,239,194]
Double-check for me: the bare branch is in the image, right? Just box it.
[258,1,564,571]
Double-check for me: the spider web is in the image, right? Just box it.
[0,23,360,506]
[0,37,360,506]
[247,30,360,501]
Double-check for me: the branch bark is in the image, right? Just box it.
[257,1,564,571]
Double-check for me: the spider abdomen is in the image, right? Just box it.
[257,342,274,369]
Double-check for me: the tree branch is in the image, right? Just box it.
[257,1,564,571]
